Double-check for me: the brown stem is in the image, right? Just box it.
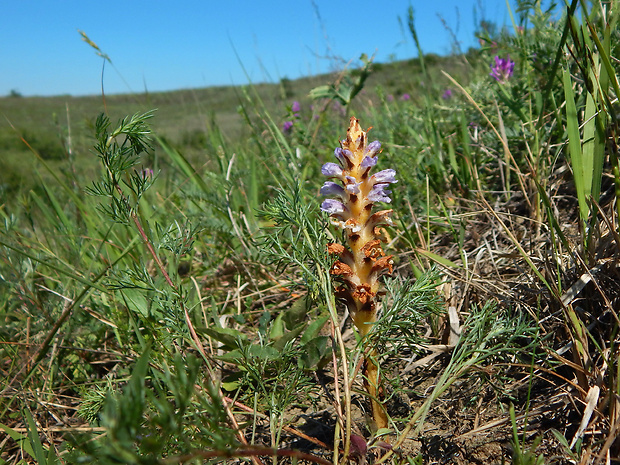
[131,212,176,290]
[364,348,388,432]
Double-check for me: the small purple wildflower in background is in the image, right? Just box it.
[282,121,294,133]
[490,55,515,83]
[442,89,453,100]
[291,101,300,115]
[387,94,394,102]
[332,101,346,117]
[400,93,411,101]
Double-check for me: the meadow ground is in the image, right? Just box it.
[2,3,620,464]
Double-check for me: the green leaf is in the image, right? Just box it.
[269,313,286,341]
[201,327,248,350]
[156,136,212,194]
[300,315,329,344]
[281,296,311,329]
[299,336,330,370]
[0,422,35,459]
[25,409,57,465]
[374,428,391,438]
[563,67,588,222]
[415,249,460,269]
[248,343,280,362]
[217,349,244,364]
[121,289,151,317]
[221,372,244,391]
[271,321,305,352]
[581,56,605,209]
[308,85,334,100]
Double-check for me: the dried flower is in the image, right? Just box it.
[321,117,396,430]
[490,55,515,83]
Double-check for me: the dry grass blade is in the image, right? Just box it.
[570,385,600,449]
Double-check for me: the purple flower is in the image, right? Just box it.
[334,147,354,166]
[332,101,346,116]
[282,121,294,133]
[368,183,392,203]
[387,94,394,102]
[364,141,381,156]
[372,169,397,184]
[442,89,452,100]
[344,176,361,194]
[490,55,515,83]
[321,162,343,178]
[400,93,411,101]
[291,101,300,113]
[321,199,346,215]
[320,181,345,197]
[361,156,378,169]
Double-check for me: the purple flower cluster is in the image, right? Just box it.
[291,101,300,115]
[282,121,294,133]
[320,134,396,218]
[283,101,302,134]
[490,55,515,83]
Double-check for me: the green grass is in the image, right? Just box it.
[2,3,620,464]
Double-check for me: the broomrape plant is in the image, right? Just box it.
[321,117,396,431]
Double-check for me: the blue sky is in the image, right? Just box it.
[1,1,517,97]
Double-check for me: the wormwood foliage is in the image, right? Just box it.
[369,270,445,356]
[71,350,237,464]
[257,182,333,300]
[87,111,155,224]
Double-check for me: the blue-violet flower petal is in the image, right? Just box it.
[322,162,343,178]
[365,141,381,156]
[372,169,397,184]
[368,184,392,203]
[361,156,378,169]
[344,176,361,194]
[321,199,346,214]
[321,181,345,197]
[334,148,354,165]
